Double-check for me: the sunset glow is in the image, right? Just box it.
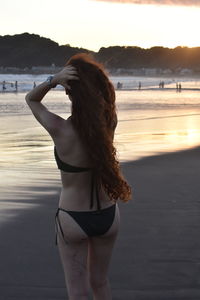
[0,0,200,51]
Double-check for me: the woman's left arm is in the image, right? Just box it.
[25,65,78,136]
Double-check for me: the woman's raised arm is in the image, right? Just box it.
[25,65,78,137]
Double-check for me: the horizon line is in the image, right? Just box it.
[1,32,200,52]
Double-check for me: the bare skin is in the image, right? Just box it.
[25,66,120,300]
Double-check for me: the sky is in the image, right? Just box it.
[1,0,200,51]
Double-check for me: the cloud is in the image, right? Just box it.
[92,0,200,6]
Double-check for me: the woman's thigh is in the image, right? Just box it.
[88,203,120,282]
[57,212,90,294]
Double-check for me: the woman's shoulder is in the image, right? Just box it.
[64,116,79,137]
[55,117,89,164]
[57,116,83,147]
[58,116,73,133]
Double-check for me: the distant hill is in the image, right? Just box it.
[0,33,90,68]
[95,46,200,72]
[1,33,200,73]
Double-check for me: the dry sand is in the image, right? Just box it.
[1,146,200,299]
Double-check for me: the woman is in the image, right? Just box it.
[26,53,131,300]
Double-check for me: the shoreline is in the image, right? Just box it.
[1,145,200,298]
[1,87,200,94]
[0,70,200,78]
[1,74,200,94]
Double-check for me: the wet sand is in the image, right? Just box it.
[1,146,200,299]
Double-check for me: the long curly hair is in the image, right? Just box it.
[66,53,131,203]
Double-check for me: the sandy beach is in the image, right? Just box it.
[2,1,200,298]
[1,84,200,299]
[1,145,200,299]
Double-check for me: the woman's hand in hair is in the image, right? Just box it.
[51,65,78,90]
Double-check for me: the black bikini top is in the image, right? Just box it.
[54,146,101,210]
[54,146,91,173]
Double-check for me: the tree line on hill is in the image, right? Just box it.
[0,33,89,68]
[1,33,200,72]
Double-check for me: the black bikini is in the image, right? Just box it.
[54,147,116,244]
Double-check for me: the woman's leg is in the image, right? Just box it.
[88,204,120,300]
[57,211,90,300]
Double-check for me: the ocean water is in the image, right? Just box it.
[1,75,200,164]
[1,73,200,91]
[0,75,200,216]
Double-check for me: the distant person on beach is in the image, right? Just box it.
[15,81,18,91]
[33,82,36,88]
[138,81,141,90]
[117,81,123,89]
[25,53,131,300]
[179,83,182,92]
[2,80,6,91]
[159,81,165,89]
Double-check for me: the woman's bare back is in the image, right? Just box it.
[53,117,115,211]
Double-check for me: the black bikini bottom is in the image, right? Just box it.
[55,204,116,244]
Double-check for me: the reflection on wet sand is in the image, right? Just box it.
[1,90,200,223]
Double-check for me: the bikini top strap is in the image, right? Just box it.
[90,173,94,209]
[90,171,101,211]
[96,183,101,210]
